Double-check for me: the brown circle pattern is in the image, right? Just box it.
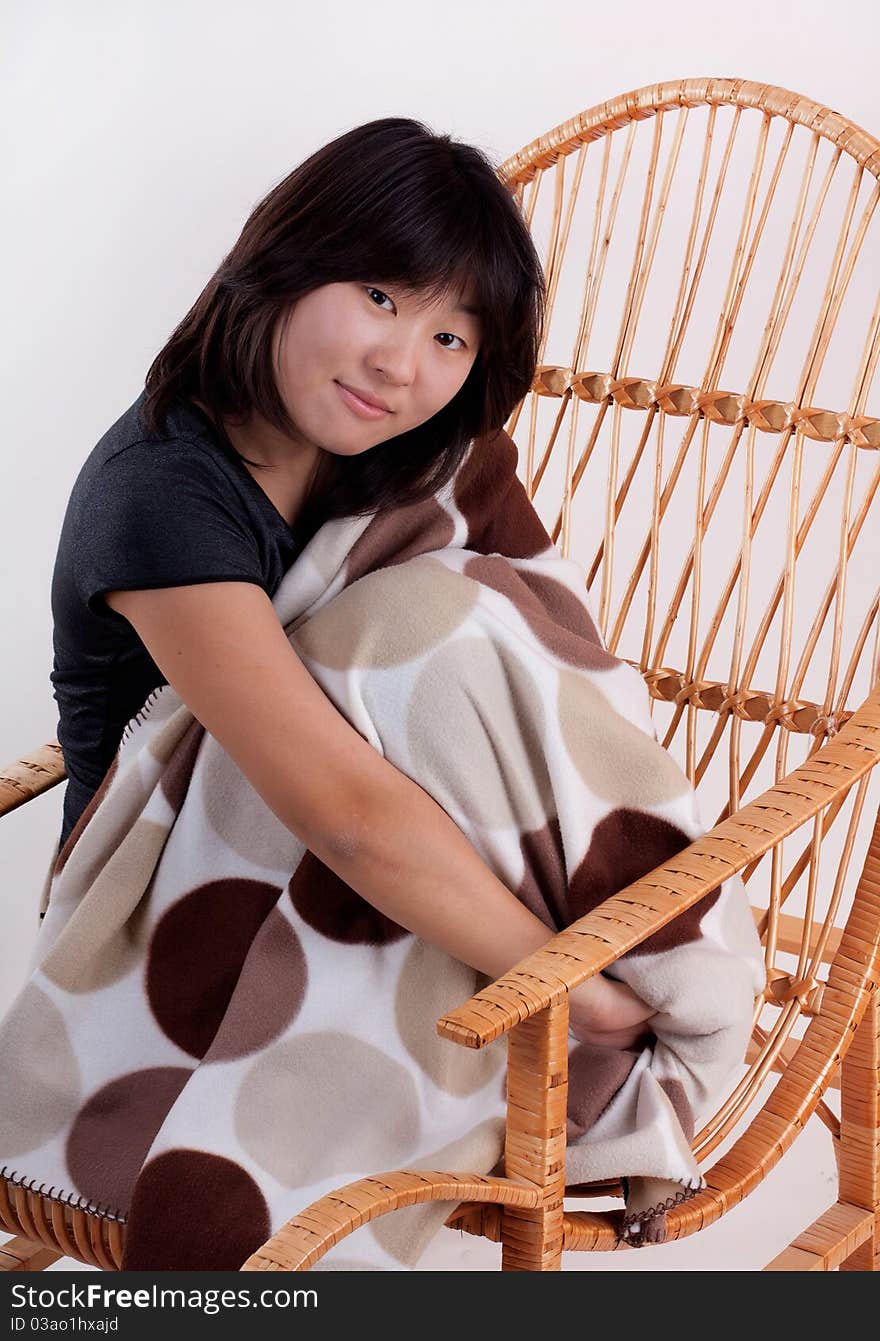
[566,1042,640,1137]
[66,1066,192,1215]
[52,754,119,879]
[454,428,551,559]
[568,807,721,953]
[346,494,456,586]
[407,637,554,831]
[146,878,294,1058]
[394,940,505,1095]
[198,738,304,872]
[288,847,411,946]
[0,986,81,1157]
[143,696,202,768]
[515,815,569,932]
[121,1149,271,1270]
[234,1032,422,1187]
[369,1116,506,1267]
[42,818,170,996]
[202,909,308,1063]
[158,716,205,813]
[290,555,478,671]
[463,555,614,671]
[558,665,693,806]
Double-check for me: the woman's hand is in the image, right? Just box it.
[568,973,658,1050]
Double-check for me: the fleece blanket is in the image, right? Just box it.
[0,426,765,1270]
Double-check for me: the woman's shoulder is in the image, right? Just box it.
[56,393,269,622]
[75,390,240,497]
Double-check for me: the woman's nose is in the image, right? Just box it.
[371,336,420,386]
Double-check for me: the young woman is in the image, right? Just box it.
[49,116,667,1233]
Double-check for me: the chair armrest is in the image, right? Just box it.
[437,686,880,1049]
[0,741,67,818]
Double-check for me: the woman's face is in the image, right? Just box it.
[271,279,482,458]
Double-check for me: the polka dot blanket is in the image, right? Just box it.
[0,426,765,1269]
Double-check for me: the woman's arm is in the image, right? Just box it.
[104,581,655,1036]
[312,767,658,1045]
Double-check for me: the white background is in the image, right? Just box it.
[2,0,878,1271]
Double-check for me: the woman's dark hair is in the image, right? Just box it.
[141,116,546,533]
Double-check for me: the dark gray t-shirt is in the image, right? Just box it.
[50,389,315,851]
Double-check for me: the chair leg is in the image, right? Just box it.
[838,984,879,1270]
[0,1235,62,1271]
[498,999,568,1271]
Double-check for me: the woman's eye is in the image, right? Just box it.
[365,286,467,351]
[365,286,394,311]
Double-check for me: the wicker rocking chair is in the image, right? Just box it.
[2,77,879,1273]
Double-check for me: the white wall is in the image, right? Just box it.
[2,0,877,1270]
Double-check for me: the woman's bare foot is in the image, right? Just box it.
[619,1175,688,1246]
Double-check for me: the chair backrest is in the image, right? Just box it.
[498,78,880,1169]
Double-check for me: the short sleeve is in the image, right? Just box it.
[74,440,266,621]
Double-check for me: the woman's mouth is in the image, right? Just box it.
[335,381,391,420]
